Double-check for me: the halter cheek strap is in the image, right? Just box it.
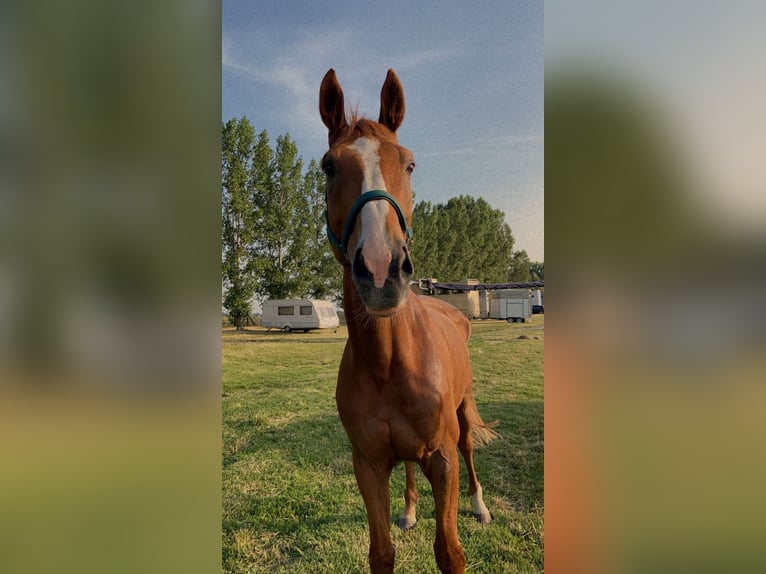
[325,190,413,259]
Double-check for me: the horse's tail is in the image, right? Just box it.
[464,395,501,447]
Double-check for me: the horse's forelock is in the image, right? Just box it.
[334,115,397,147]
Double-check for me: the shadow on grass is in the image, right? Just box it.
[224,335,345,345]
[222,397,543,538]
[223,327,346,345]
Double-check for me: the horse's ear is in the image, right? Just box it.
[378,69,405,133]
[319,69,347,142]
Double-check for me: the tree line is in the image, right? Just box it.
[410,196,543,284]
[222,117,543,328]
[222,117,338,328]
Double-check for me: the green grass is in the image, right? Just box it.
[222,316,543,573]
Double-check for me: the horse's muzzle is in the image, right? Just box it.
[352,241,414,315]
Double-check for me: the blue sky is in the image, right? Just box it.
[223,1,544,261]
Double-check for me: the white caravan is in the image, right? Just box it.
[261,299,339,333]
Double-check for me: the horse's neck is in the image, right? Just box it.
[341,267,411,368]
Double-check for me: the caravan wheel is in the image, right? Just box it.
[283,325,292,333]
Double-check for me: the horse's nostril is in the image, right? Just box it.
[352,248,371,280]
[401,248,414,278]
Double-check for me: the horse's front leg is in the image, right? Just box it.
[352,448,395,574]
[422,446,466,574]
[397,461,418,530]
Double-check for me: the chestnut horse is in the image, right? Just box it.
[319,69,498,574]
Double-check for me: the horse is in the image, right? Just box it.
[318,68,499,574]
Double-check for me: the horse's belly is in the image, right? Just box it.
[391,435,434,462]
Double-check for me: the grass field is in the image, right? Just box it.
[222,316,543,573]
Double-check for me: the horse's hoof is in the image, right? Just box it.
[397,516,417,531]
[473,512,492,524]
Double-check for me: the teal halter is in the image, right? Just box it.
[325,190,413,259]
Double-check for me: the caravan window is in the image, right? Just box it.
[277,306,294,316]
[299,306,313,316]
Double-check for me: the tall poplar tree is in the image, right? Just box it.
[254,133,309,300]
[303,159,342,300]
[248,129,274,288]
[221,118,256,329]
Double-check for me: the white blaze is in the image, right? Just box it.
[349,137,387,193]
[348,137,391,289]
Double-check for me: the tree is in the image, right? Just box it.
[530,260,544,281]
[221,118,257,329]
[410,200,441,278]
[303,159,342,300]
[509,250,532,282]
[253,133,310,300]
[222,120,347,315]
[410,195,515,283]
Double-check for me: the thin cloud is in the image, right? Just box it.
[418,133,544,157]
[389,47,458,71]
[224,29,458,149]
[222,36,266,82]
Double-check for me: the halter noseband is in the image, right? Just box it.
[325,190,413,259]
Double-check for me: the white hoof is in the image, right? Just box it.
[471,486,492,524]
[397,515,417,531]
[473,511,492,524]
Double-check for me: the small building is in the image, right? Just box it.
[261,299,339,333]
[412,280,543,322]
[412,279,481,319]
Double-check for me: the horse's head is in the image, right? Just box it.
[319,69,415,317]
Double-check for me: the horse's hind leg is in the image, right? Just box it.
[397,462,418,530]
[458,399,492,524]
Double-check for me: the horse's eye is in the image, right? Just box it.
[322,159,336,177]
[406,162,415,175]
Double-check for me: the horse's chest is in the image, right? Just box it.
[390,400,444,460]
[337,370,448,461]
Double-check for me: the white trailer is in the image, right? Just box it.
[489,289,532,323]
[261,299,339,333]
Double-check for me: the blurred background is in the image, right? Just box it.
[0,2,221,573]
[545,1,766,573]
[1,1,765,573]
